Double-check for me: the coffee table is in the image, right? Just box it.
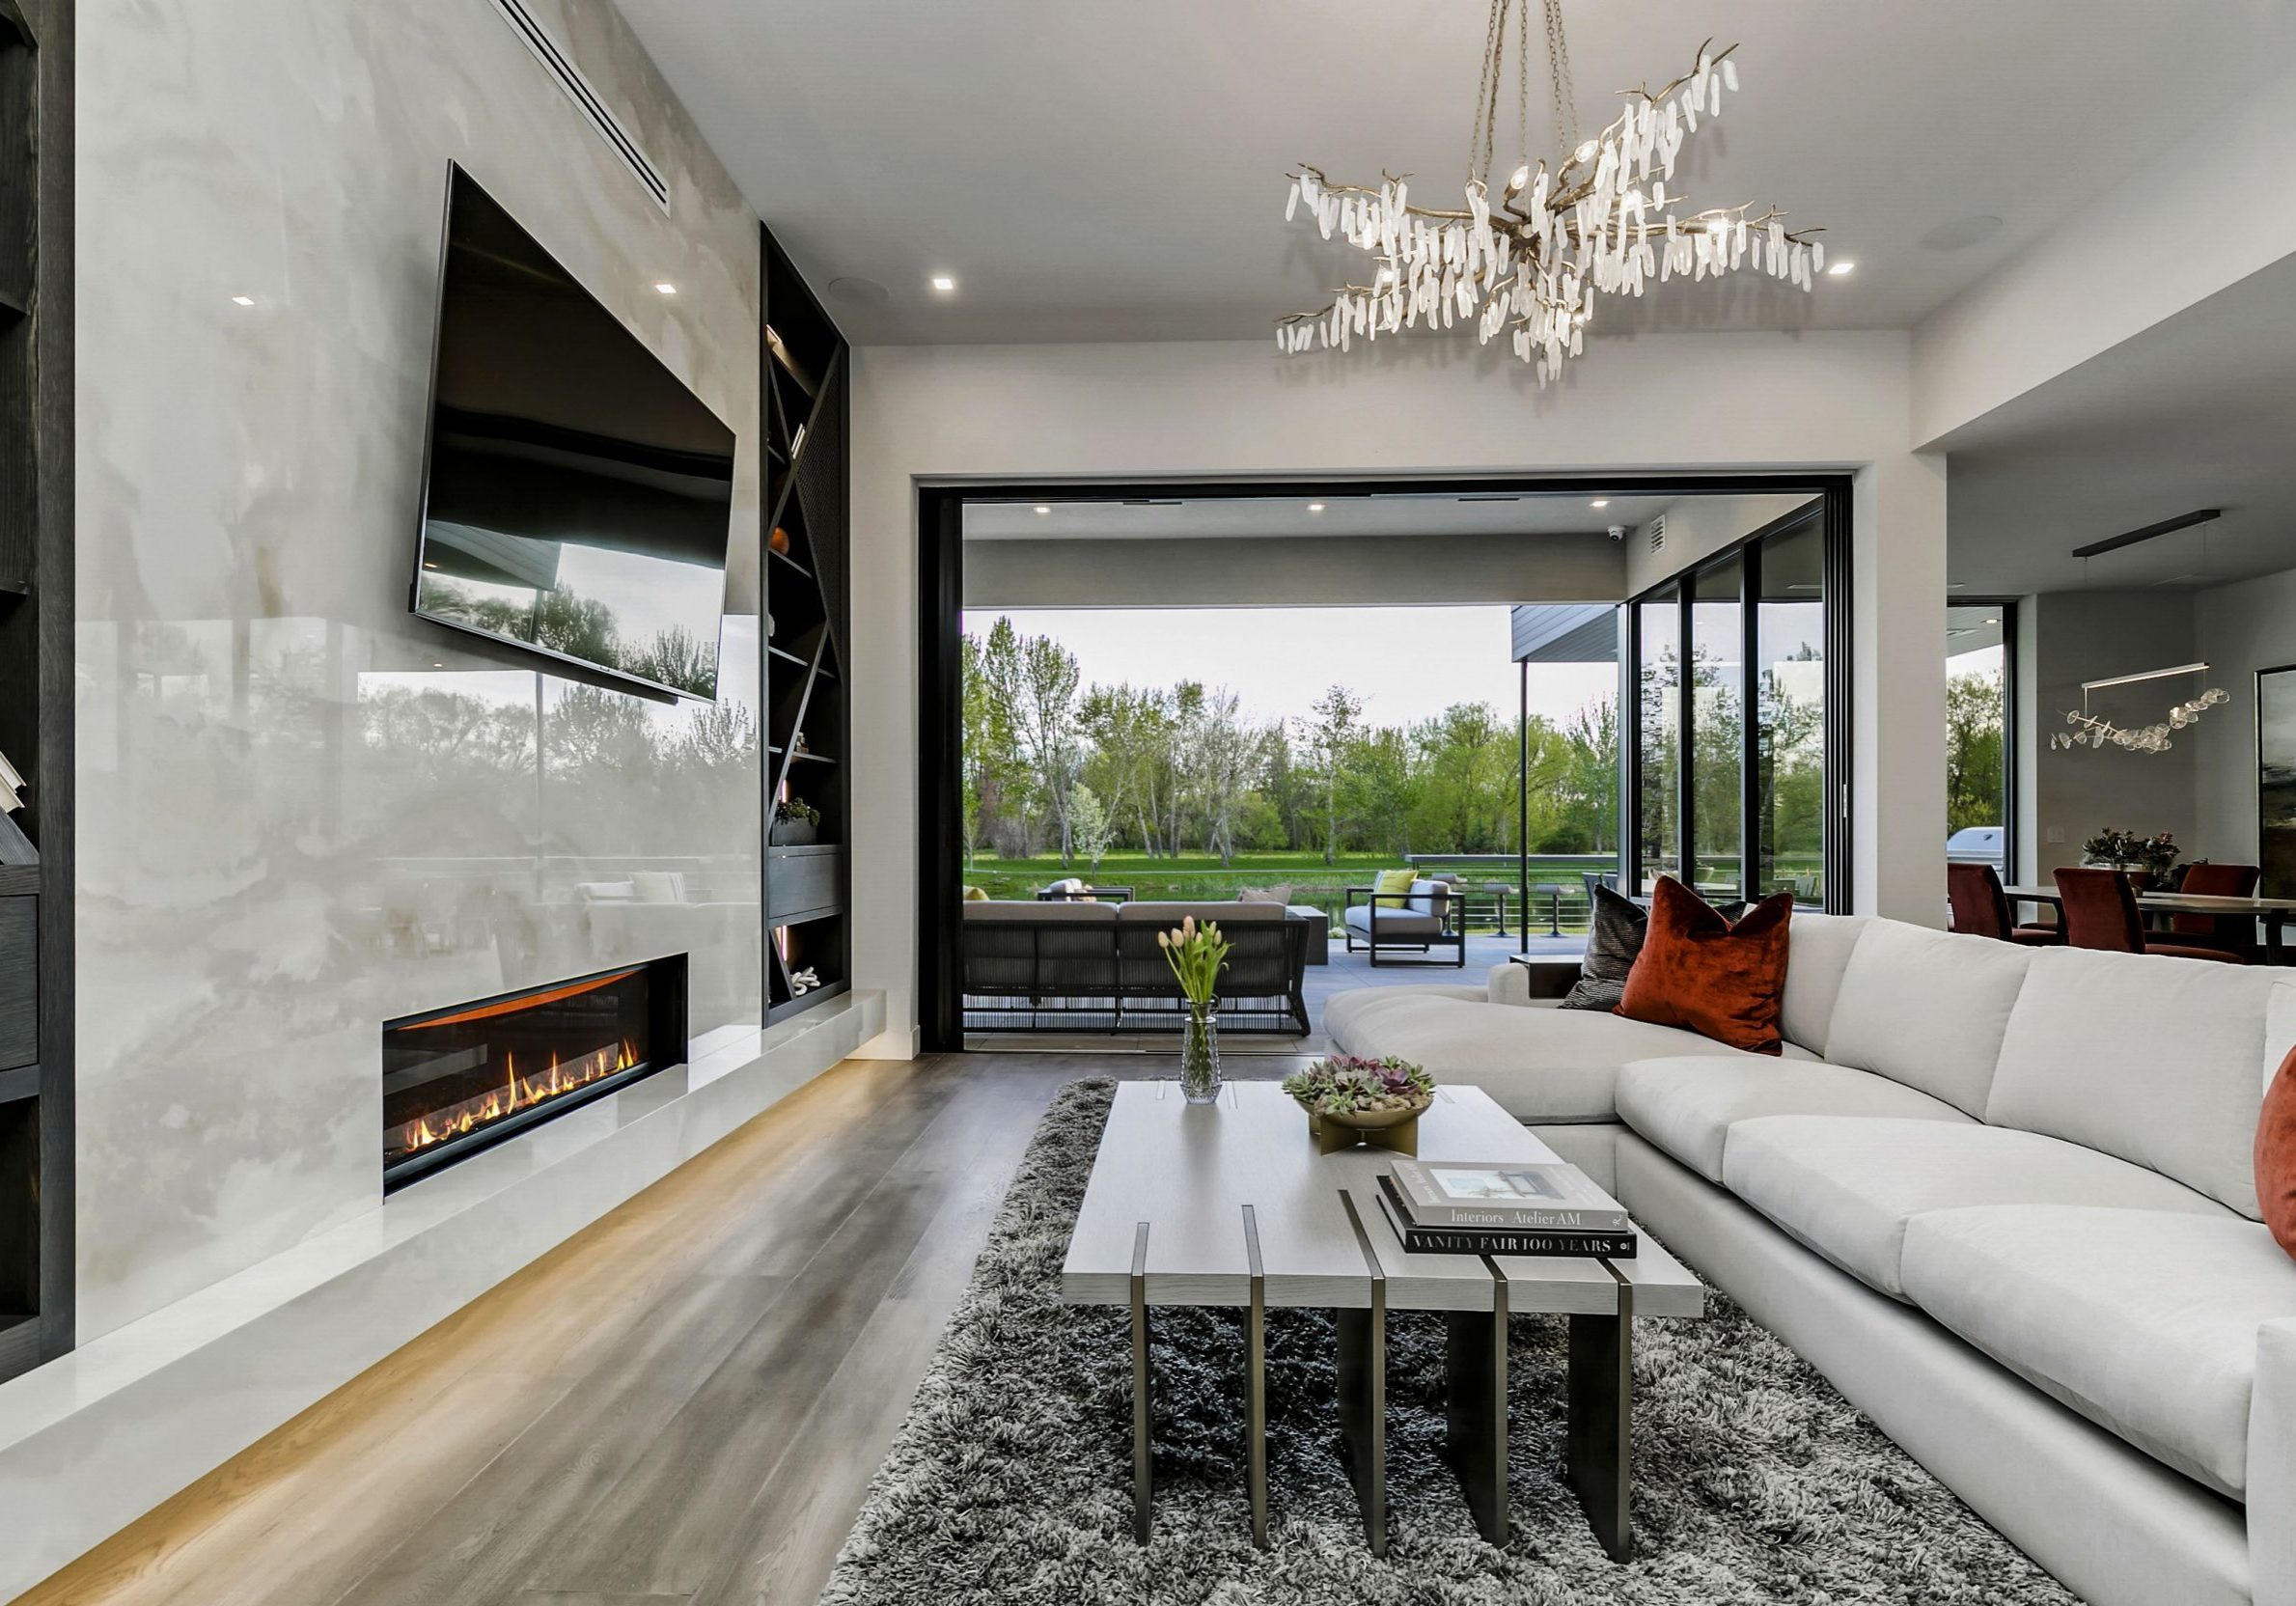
[1060,1080,1702,1558]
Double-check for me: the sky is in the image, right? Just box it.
[962,605,1618,731]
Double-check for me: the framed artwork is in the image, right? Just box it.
[2259,664,2296,897]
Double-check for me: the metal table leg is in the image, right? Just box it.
[1242,1205,1267,1549]
[1336,1300,1387,1556]
[1130,1222,1153,1542]
[1443,1265,1509,1542]
[1563,1277,1634,1560]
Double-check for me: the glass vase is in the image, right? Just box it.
[1179,1003,1222,1105]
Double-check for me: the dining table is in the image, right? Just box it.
[2002,883,2296,965]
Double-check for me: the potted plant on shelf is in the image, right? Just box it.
[1157,915,1231,1105]
[772,796,820,846]
[1282,1054,1436,1155]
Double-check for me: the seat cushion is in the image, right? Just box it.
[1987,948,2293,1217]
[1902,1205,2296,1497]
[1721,1116,2234,1300]
[1325,994,1812,1123]
[1824,922,2033,1116]
[1343,904,1443,938]
[1618,1056,1976,1183]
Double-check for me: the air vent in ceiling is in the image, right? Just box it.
[491,0,670,211]
[1646,514,1666,555]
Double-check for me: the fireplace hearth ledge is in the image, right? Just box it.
[0,989,885,1601]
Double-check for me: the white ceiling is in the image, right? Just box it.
[1943,254,2296,596]
[614,0,2296,345]
[962,492,1672,542]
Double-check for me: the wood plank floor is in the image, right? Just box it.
[14,1050,1304,1606]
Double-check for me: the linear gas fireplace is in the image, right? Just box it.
[382,955,687,1190]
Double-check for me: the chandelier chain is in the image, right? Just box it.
[1469,0,1506,184]
[1542,0,1576,152]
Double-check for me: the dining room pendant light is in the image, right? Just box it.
[1275,0,1825,382]
[2051,537,2229,754]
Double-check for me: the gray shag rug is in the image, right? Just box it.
[819,1079,2080,1605]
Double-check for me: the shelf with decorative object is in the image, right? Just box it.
[761,225,850,1027]
[0,0,70,1385]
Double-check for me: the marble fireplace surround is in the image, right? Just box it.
[0,993,883,1600]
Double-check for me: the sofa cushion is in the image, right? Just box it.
[1986,948,2291,1217]
[1824,922,2033,1116]
[1559,885,1646,1012]
[1779,911,1868,1058]
[1720,1116,2234,1300]
[1618,1056,1976,1183]
[1617,881,1793,1054]
[1343,904,1443,938]
[1901,1205,2296,1498]
[1325,994,1812,1123]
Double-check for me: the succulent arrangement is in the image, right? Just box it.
[1282,1054,1434,1117]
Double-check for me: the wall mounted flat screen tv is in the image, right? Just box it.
[411,164,733,701]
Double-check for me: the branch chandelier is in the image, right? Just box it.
[2051,521,2229,755]
[1277,0,1824,380]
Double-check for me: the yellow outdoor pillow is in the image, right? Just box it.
[1373,868,1418,899]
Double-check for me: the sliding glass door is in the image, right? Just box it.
[1628,499,1842,908]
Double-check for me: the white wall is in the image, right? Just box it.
[1621,492,1815,597]
[74,0,764,1339]
[850,332,1949,1056]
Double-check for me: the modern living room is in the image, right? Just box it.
[10,4,2296,1606]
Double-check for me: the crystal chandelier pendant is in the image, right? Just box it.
[1276,0,1823,382]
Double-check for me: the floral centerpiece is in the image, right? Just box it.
[1282,1054,1436,1155]
[2082,827,2180,884]
[1158,916,1231,1104]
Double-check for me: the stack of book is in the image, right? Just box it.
[1375,1157,1637,1258]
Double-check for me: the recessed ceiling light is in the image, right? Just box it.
[1307,502,1326,512]
[431,661,444,669]
[1033,505,1051,514]
[1825,261,1855,276]
[1590,498,1610,509]
[654,282,678,295]
[930,274,956,292]
[231,295,255,306]
[1984,617,2000,624]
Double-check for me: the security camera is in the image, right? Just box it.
[1607,524,1627,541]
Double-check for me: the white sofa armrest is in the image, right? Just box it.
[2256,1317,2296,1606]
[1486,962,1532,1008]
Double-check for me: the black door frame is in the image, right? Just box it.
[918,473,1856,1054]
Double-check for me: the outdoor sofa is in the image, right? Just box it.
[959,899,1312,1032]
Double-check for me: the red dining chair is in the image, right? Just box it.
[2053,867,2245,963]
[2167,862,2262,959]
[1947,862,2059,945]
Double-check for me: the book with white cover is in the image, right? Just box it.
[1388,1157,1631,1232]
[0,745,22,814]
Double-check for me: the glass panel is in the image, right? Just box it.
[1947,603,2008,872]
[1691,559,1744,899]
[1637,589,1680,892]
[1756,516,1826,901]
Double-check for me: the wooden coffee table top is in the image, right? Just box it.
[1060,1081,1701,1319]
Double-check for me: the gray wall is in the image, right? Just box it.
[964,531,1626,608]
[2195,566,2296,869]
[75,0,763,1338]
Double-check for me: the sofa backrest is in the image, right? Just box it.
[1986,948,2293,1217]
[963,900,1116,922]
[1114,901,1287,926]
[1824,922,2034,1116]
[1779,911,1868,1057]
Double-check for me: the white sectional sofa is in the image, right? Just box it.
[1325,912,2296,1606]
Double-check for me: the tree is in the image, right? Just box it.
[1298,684,1364,865]
[1947,666,2006,833]
[978,618,1085,863]
[1185,689,1258,866]
[1067,782,1116,868]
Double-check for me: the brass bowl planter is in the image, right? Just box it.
[1295,1093,1433,1156]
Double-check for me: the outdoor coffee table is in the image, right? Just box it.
[1060,1080,1702,1558]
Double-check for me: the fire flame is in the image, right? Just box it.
[391,1038,638,1157]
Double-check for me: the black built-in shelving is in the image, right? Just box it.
[761,227,850,1024]
[0,0,73,1384]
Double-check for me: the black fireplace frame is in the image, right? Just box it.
[381,954,688,1193]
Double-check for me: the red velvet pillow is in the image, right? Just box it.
[2259,1043,2296,1261]
[1616,878,1794,1054]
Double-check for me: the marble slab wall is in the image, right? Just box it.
[75,0,763,1340]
